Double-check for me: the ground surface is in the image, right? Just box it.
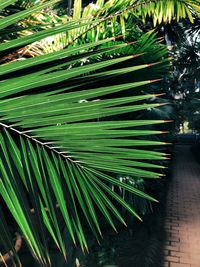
[164,145,200,267]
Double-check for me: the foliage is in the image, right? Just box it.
[0,1,171,266]
[167,20,200,132]
[2,0,199,58]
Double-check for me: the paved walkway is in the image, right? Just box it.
[164,145,200,267]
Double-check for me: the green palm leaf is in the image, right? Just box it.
[0,2,170,266]
[0,0,61,30]
[102,0,199,26]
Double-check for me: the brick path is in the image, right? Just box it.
[164,145,200,267]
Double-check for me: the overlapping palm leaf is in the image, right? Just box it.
[136,0,200,25]
[102,0,200,26]
[0,1,170,266]
[6,0,199,58]
[68,0,200,44]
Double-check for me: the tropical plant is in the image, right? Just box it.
[0,1,171,266]
[165,19,200,133]
[4,0,199,59]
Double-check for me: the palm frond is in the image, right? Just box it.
[0,2,170,266]
[0,0,18,10]
[0,0,61,30]
[102,0,200,26]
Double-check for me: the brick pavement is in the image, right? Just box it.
[164,145,200,267]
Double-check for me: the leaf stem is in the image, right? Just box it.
[0,122,76,164]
